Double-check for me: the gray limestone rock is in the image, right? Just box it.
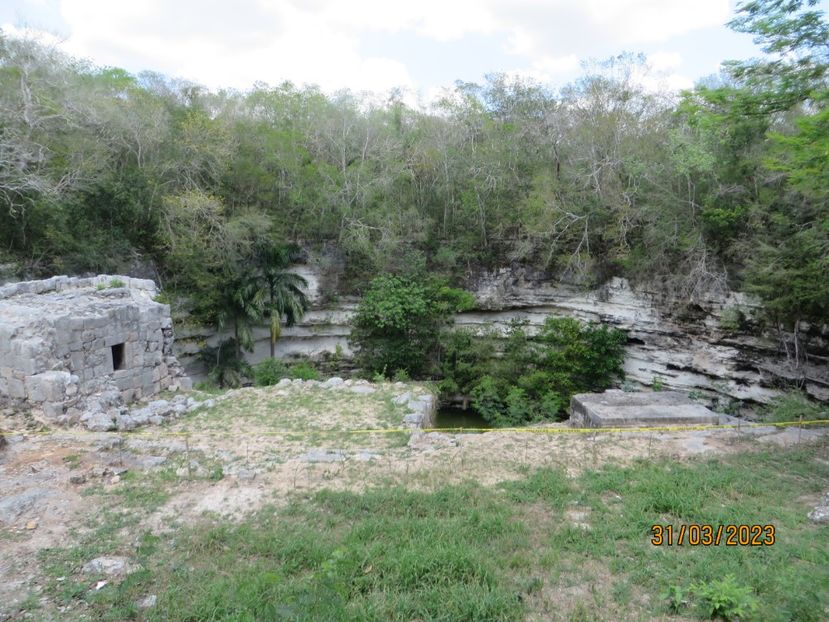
[83,410,116,432]
[298,449,346,463]
[115,414,137,431]
[137,594,157,609]
[403,413,424,425]
[81,556,135,576]
[0,488,53,524]
[808,493,829,524]
[393,392,412,405]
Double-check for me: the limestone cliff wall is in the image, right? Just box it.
[174,266,829,405]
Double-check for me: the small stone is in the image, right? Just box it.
[69,474,87,485]
[137,594,157,609]
[393,392,412,405]
[808,493,829,524]
[298,449,346,463]
[25,520,38,530]
[110,475,121,484]
[82,556,134,576]
[237,469,257,481]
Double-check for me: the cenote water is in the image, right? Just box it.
[433,406,492,430]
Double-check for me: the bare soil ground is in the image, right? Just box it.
[1,382,826,620]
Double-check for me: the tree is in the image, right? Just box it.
[682,0,829,335]
[216,275,265,359]
[349,275,473,378]
[255,243,310,359]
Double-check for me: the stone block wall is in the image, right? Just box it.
[0,275,190,424]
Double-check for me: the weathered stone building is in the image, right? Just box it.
[0,275,189,425]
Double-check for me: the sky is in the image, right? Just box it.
[1,0,822,104]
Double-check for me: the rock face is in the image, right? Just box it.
[173,263,827,406]
[0,275,190,424]
[570,390,722,428]
[459,271,828,405]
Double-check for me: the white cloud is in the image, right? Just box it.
[3,0,732,95]
[579,0,730,43]
[507,54,581,84]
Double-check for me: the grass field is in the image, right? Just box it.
[32,436,829,621]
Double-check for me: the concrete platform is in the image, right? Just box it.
[569,390,721,428]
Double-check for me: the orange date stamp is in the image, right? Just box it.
[650,524,776,546]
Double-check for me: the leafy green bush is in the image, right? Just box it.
[470,376,506,425]
[252,358,289,386]
[349,275,474,378]
[290,361,320,381]
[462,317,626,426]
[693,575,758,621]
[438,328,497,397]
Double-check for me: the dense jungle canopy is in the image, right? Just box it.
[1,0,827,328]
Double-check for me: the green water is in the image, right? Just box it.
[433,406,492,430]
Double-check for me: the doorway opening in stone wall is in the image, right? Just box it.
[111,343,125,371]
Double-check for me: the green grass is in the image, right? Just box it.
[32,439,829,621]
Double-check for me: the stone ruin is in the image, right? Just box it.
[570,390,722,428]
[0,275,190,429]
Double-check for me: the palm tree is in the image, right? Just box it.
[216,274,266,359]
[257,244,309,359]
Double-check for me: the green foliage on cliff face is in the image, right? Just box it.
[349,275,474,378]
[465,318,627,426]
[0,0,827,329]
